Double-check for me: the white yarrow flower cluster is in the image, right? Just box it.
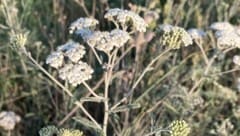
[46,41,86,66]
[0,111,21,131]
[46,52,64,69]
[46,41,93,86]
[233,55,240,65]
[85,29,130,53]
[158,24,173,32]
[187,28,206,40]
[57,41,86,63]
[210,22,234,32]
[210,22,240,48]
[59,62,94,86]
[109,29,130,47]
[104,8,147,32]
[69,18,98,34]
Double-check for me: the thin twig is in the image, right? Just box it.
[90,46,103,65]
[82,81,103,98]
[196,40,209,65]
[25,51,73,97]
[58,77,105,126]
[75,101,102,129]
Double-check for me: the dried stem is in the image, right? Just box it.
[103,50,118,135]
[82,81,103,98]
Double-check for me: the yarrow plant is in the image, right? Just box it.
[43,8,147,136]
[3,0,240,135]
[9,7,197,135]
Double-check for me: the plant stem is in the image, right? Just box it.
[196,40,209,65]
[25,51,73,97]
[82,81,103,98]
[90,46,103,65]
[103,50,118,135]
[23,50,102,130]
[75,101,102,129]
[111,49,170,110]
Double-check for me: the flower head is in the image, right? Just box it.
[170,120,190,136]
[158,24,173,32]
[39,125,58,136]
[10,32,28,53]
[109,29,130,47]
[187,28,206,40]
[159,26,193,49]
[57,41,86,63]
[46,52,64,69]
[85,29,130,53]
[233,55,240,65]
[210,22,234,32]
[0,111,21,131]
[216,31,240,49]
[59,61,94,86]
[69,18,98,34]
[104,8,147,32]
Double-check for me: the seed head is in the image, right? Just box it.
[160,26,193,49]
[58,128,84,136]
[10,33,28,52]
[170,120,190,136]
[39,126,58,136]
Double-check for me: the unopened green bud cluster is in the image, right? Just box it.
[170,120,191,136]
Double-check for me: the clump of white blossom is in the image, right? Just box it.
[233,55,240,66]
[69,17,99,34]
[46,8,146,86]
[0,111,21,131]
[57,41,86,63]
[159,25,193,49]
[46,51,64,69]
[104,8,147,32]
[59,62,94,86]
[210,22,240,48]
[210,22,234,32]
[187,28,206,40]
[85,29,130,53]
[46,41,93,86]
[159,24,173,32]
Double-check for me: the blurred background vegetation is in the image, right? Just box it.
[0,0,240,135]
